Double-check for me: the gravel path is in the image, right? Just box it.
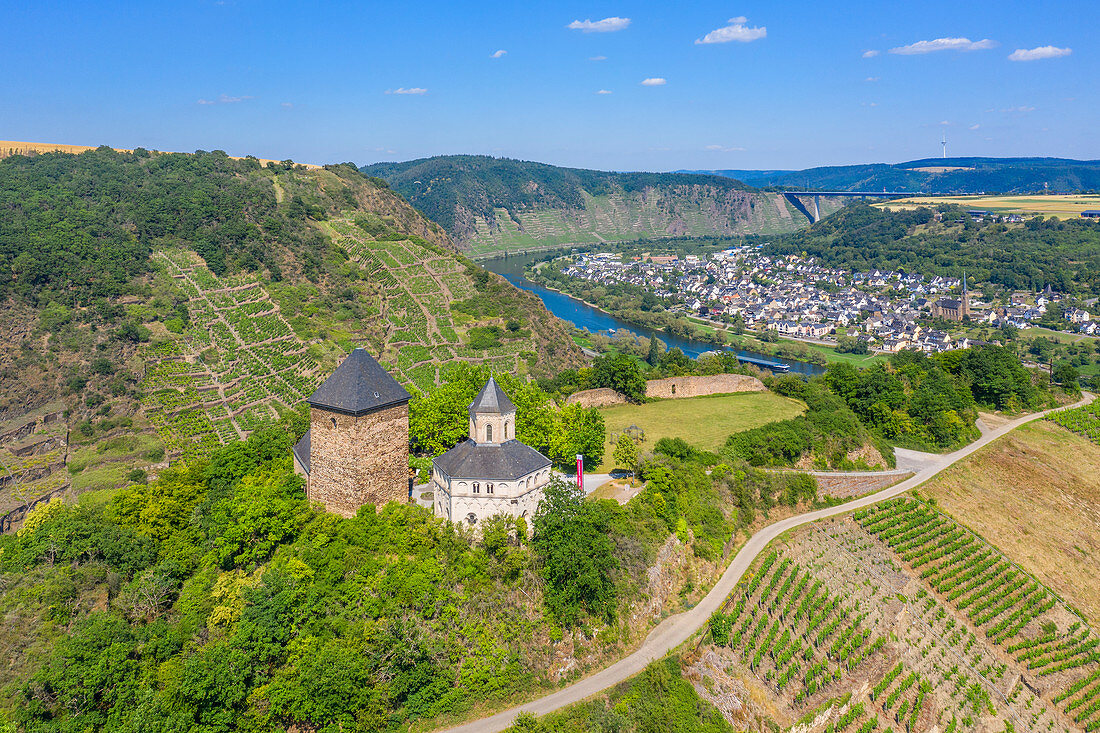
[441,393,1094,733]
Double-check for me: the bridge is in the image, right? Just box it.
[780,190,923,223]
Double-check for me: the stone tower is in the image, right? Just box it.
[291,348,410,517]
[468,377,516,445]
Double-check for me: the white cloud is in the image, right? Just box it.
[1008,45,1071,62]
[969,123,980,130]
[490,49,507,59]
[589,55,607,61]
[386,87,428,95]
[596,89,613,94]
[695,16,766,44]
[889,37,997,55]
[280,102,294,109]
[704,144,746,152]
[1001,105,1035,113]
[862,49,880,58]
[640,77,667,86]
[567,17,630,33]
[865,76,880,82]
[197,94,252,105]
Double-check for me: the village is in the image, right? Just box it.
[559,245,1095,353]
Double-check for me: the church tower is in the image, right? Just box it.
[961,272,970,317]
[468,377,516,444]
[291,348,411,517]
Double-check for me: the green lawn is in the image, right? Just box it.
[594,391,806,472]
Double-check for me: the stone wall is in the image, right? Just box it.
[644,374,764,400]
[564,388,627,409]
[565,374,765,408]
[308,403,409,517]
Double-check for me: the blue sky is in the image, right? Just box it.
[2,1,1094,170]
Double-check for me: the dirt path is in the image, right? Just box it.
[441,392,1095,733]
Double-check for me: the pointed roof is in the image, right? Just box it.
[306,348,410,416]
[468,377,515,416]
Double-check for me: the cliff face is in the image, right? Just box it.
[363,155,808,255]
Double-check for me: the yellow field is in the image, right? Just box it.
[0,140,319,169]
[875,193,1100,219]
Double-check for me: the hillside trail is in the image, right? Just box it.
[441,392,1095,733]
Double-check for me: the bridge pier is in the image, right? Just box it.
[813,195,821,223]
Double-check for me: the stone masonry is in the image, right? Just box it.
[308,403,409,517]
[565,374,765,408]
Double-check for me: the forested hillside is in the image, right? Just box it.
[692,156,1100,194]
[0,148,582,526]
[756,203,1100,294]
[361,155,805,255]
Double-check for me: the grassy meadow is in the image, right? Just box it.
[594,391,806,472]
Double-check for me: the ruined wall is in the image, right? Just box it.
[565,374,765,408]
[308,404,409,517]
[644,374,764,399]
[564,388,627,409]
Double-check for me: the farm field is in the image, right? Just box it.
[596,392,805,472]
[697,496,1100,732]
[875,193,1100,219]
[463,190,810,257]
[921,420,1100,624]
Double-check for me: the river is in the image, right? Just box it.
[481,253,825,377]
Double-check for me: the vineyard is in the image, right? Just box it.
[1048,401,1100,445]
[698,498,1098,732]
[139,215,574,462]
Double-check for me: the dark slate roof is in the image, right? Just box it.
[292,429,311,475]
[307,348,410,416]
[433,439,551,480]
[468,377,515,416]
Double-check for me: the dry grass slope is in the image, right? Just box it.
[921,420,1100,624]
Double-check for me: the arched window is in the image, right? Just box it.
[486,424,493,442]
[487,483,494,494]
[505,421,510,439]
[330,417,337,428]
[473,482,480,494]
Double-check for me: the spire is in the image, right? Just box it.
[468,377,515,416]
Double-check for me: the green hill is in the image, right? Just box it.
[688,156,1100,194]
[0,148,583,521]
[361,155,807,256]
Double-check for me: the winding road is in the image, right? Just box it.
[443,393,1094,733]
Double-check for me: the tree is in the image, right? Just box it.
[531,479,618,625]
[646,335,662,366]
[1052,362,1080,390]
[612,434,638,475]
[589,353,647,403]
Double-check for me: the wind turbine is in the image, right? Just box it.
[941,132,947,159]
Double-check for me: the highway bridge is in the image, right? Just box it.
[781,190,923,223]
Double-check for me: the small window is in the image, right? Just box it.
[487,483,494,494]
[330,416,337,428]
[486,424,493,442]
[466,513,477,525]
[505,421,510,439]
[473,482,480,494]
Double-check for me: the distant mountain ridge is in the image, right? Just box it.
[682,157,1100,194]
[361,155,809,255]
